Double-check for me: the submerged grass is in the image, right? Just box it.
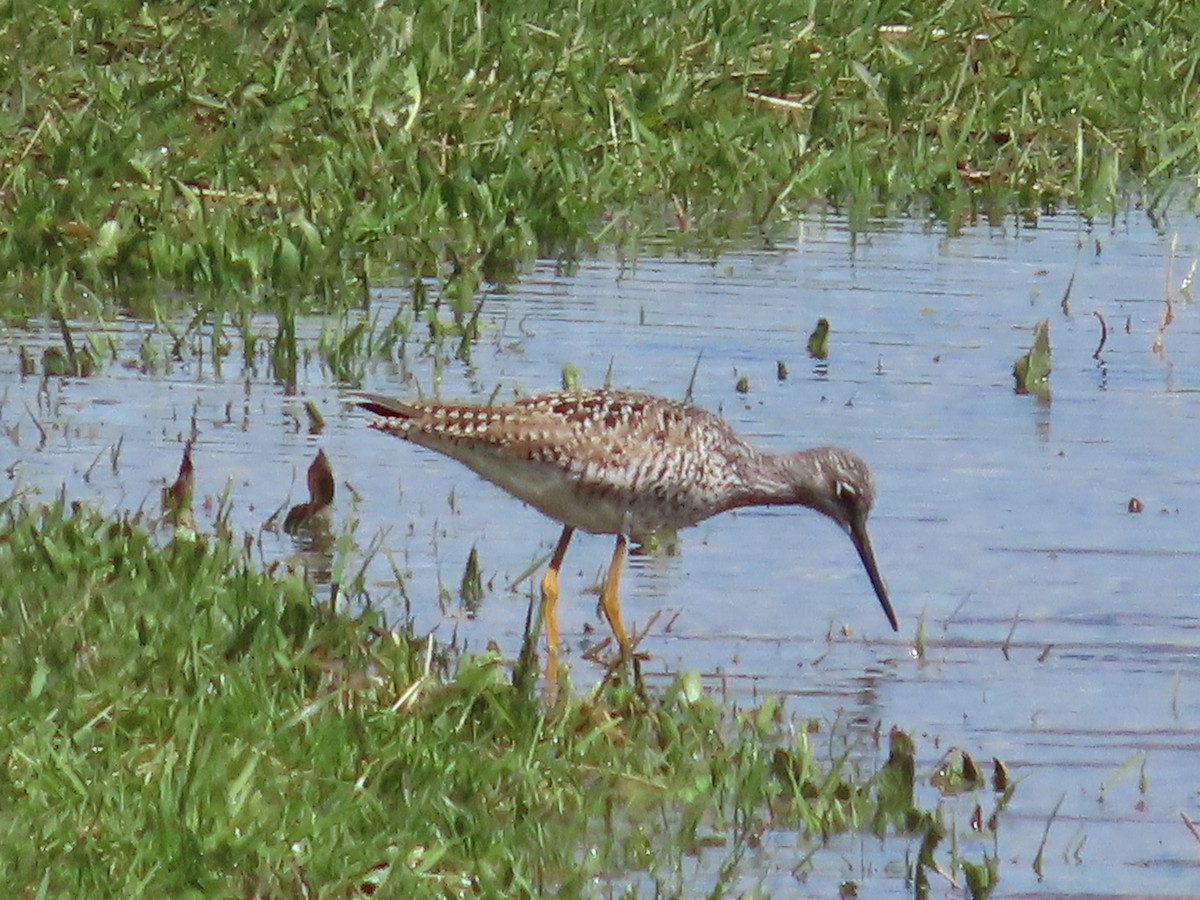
[0,493,1003,896]
[2,0,1199,309]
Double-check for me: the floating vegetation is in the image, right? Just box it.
[1012,319,1051,401]
[807,316,831,360]
[561,364,580,391]
[283,449,336,535]
[161,439,195,531]
[458,545,485,615]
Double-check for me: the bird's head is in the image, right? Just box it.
[786,447,897,632]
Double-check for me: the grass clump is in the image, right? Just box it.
[0,493,992,896]
[2,0,1199,308]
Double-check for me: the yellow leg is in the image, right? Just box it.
[599,534,632,663]
[539,526,574,685]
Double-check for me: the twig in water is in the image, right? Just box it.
[1000,609,1020,661]
[1032,792,1066,880]
[1091,310,1107,359]
[1059,270,1076,316]
[1181,812,1200,846]
[1153,234,1177,355]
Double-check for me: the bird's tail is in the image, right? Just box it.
[353,393,417,420]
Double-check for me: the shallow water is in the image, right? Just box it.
[4,209,1200,896]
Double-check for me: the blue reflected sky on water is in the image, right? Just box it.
[3,208,1199,896]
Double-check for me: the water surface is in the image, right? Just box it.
[4,210,1199,897]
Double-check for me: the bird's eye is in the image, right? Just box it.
[836,481,857,503]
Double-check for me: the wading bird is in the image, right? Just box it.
[355,389,897,682]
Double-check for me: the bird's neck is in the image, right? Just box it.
[726,448,825,512]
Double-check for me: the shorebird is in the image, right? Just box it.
[355,388,897,681]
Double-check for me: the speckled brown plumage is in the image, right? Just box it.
[355,388,896,680]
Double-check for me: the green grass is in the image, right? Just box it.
[0,493,1006,896]
[3,0,1199,310]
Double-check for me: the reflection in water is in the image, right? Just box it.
[624,548,683,600]
[2,212,1200,895]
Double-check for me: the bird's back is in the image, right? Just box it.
[360,389,755,536]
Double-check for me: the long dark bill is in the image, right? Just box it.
[849,520,898,632]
